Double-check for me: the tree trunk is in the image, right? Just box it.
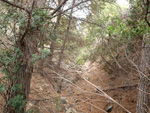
[136,77,149,113]
[49,0,62,62]
[57,0,75,67]
[136,39,150,113]
[3,33,37,113]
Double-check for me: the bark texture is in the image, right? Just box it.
[49,0,62,62]
[57,0,75,67]
[2,0,47,112]
[136,39,150,113]
[3,34,38,113]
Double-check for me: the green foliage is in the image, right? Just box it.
[0,84,6,93]
[32,49,50,63]
[75,50,89,65]
[0,48,27,112]
[0,2,57,113]
[76,59,86,65]
[32,54,41,63]
[107,17,150,42]
[50,33,57,40]
[31,9,53,29]
[41,49,50,59]
[11,84,22,94]
[0,48,23,76]
[55,96,62,111]
[8,94,27,113]
[78,2,124,63]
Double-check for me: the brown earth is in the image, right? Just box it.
[0,60,139,113]
[60,62,138,113]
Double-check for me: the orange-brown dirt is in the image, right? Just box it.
[28,60,139,113]
[60,62,138,113]
[0,60,139,113]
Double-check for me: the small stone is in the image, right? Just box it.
[66,108,78,113]
[66,104,74,109]
[106,105,113,113]
[75,100,81,103]
[90,107,93,111]
[60,97,68,104]
[39,86,44,91]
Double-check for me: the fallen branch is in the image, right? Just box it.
[83,77,131,113]
[103,84,138,92]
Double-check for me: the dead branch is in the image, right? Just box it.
[83,77,131,113]
[0,0,30,13]
[81,99,107,113]
[124,48,150,81]
[103,84,138,92]
[51,0,68,15]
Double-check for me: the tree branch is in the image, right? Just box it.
[0,0,30,13]
[62,12,103,27]
[144,0,150,26]
[51,0,68,15]
[60,0,91,14]
[19,1,36,43]
[42,0,91,18]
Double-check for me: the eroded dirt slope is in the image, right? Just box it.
[0,60,139,113]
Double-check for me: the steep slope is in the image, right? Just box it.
[62,61,138,113]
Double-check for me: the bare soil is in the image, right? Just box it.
[0,61,139,113]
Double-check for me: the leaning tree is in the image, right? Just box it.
[0,0,68,112]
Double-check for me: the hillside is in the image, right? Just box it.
[22,59,138,113]
[0,0,150,113]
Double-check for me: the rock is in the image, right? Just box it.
[29,101,36,106]
[66,108,78,113]
[60,97,68,104]
[39,86,44,91]
[75,100,81,103]
[90,107,94,111]
[106,105,113,113]
[66,104,74,109]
